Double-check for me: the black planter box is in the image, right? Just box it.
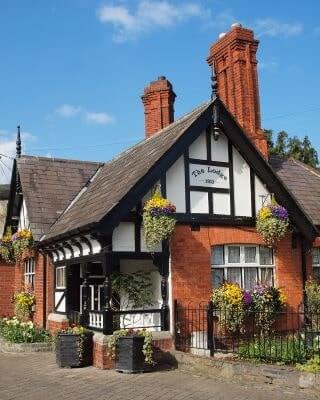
[55,332,93,368]
[116,336,149,373]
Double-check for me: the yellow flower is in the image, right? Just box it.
[258,207,272,220]
[278,288,287,305]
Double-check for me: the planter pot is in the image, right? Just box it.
[116,336,150,373]
[55,331,93,368]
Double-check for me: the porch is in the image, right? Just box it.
[52,243,170,335]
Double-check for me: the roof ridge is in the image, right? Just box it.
[20,154,104,165]
[289,157,320,178]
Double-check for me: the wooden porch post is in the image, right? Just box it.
[80,262,90,326]
[157,241,170,331]
[102,253,114,335]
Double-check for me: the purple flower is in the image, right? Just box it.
[253,284,268,295]
[11,233,19,242]
[244,291,253,306]
[270,205,288,220]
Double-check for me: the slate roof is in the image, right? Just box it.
[269,155,320,226]
[43,101,211,241]
[17,156,102,240]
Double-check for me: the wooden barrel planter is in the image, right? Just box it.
[55,331,93,368]
[116,336,150,373]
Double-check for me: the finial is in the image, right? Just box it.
[211,64,218,100]
[16,125,21,158]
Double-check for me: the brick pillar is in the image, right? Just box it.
[207,23,268,158]
[141,76,176,138]
[0,262,15,317]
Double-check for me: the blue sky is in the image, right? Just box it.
[0,0,319,183]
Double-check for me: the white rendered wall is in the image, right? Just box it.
[255,176,270,214]
[190,191,209,213]
[211,132,229,162]
[166,156,186,213]
[233,148,252,217]
[188,132,207,159]
[112,222,135,252]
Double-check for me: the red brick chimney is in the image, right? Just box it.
[207,23,268,157]
[142,76,176,138]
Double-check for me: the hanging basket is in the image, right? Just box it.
[142,189,176,250]
[256,203,289,245]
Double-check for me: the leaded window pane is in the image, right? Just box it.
[212,246,224,265]
[259,246,273,265]
[212,269,224,288]
[313,248,320,265]
[245,247,257,263]
[228,246,240,263]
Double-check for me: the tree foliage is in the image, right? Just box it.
[265,129,319,168]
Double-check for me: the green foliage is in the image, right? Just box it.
[0,227,15,263]
[111,270,153,311]
[107,329,154,365]
[305,280,320,315]
[238,335,308,364]
[265,129,319,168]
[297,356,320,372]
[143,213,176,250]
[12,237,33,260]
[12,289,35,321]
[0,317,51,343]
[256,215,289,245]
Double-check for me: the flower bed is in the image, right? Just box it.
[0,317,51,344]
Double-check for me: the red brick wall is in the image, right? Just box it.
[171,225,304,311]
[0,262,15,317]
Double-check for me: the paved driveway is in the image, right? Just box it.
[0,352,317,400]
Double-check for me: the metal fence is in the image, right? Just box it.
[174,301,320,364]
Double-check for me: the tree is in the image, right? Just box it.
[264,129,319,168]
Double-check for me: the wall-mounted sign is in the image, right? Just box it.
[189,163,229,189]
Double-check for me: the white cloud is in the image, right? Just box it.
[54,104,81,118]
[0,129,36,184]
[258,60,278,70]
[97,1,205,41]
[52,104,115,125]
[85,111,115,124]
[254,18,303,37]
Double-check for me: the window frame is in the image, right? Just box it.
[24,258,35,289]
[211,244,275,290]
[312,247,320,282]
[55,266,66,289]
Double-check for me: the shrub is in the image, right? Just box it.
[142,188,176,250]
[297,356,320,372]
[0,317,51,343]
[256,203,289,245]
[12,288,35,321]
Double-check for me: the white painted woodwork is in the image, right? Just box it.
[18,199,30,231]
[140,227,162,253]
[188,131,207,160]
[70,242,81,258]
[255,176,270,214]
[81,240,90,256]
[213,192,231,215]
[211,132,229,162]
[112,222,135,252]
[233,149,252,217]
[55,292,66,313]
[86,235,102,254]
[166,156,186,213]
[89,312,104,330]
[190,191,209,214]
[119,259,161,331]
[189,163,229,189]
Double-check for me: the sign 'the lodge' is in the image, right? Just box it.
[189,163,229,189]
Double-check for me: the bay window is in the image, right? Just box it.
[211,245,274,290]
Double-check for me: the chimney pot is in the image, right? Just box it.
[218,32,226,39]
[231,22,242,29]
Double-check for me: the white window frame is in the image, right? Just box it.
[211,244,275,290]
[24,258,35,288]
[56,266,66,289]
[312,248,320,281]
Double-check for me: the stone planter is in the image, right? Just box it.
[116,336,149,373]
[55,331,93,368]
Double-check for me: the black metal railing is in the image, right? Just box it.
[174,301,320,364]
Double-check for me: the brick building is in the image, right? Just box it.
[1,24,320,364]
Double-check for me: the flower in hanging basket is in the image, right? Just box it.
[0,227,15,263]
[142,189,176,250]
[11,229,34,260]
[256,203,289,245]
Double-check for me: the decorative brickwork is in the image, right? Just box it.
[207,25,268,157]
[141,76,176,137]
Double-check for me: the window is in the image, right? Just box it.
[211,245,274,290]
[56,266,66,289]
[24,258,35,289]
[312,248,320,282]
